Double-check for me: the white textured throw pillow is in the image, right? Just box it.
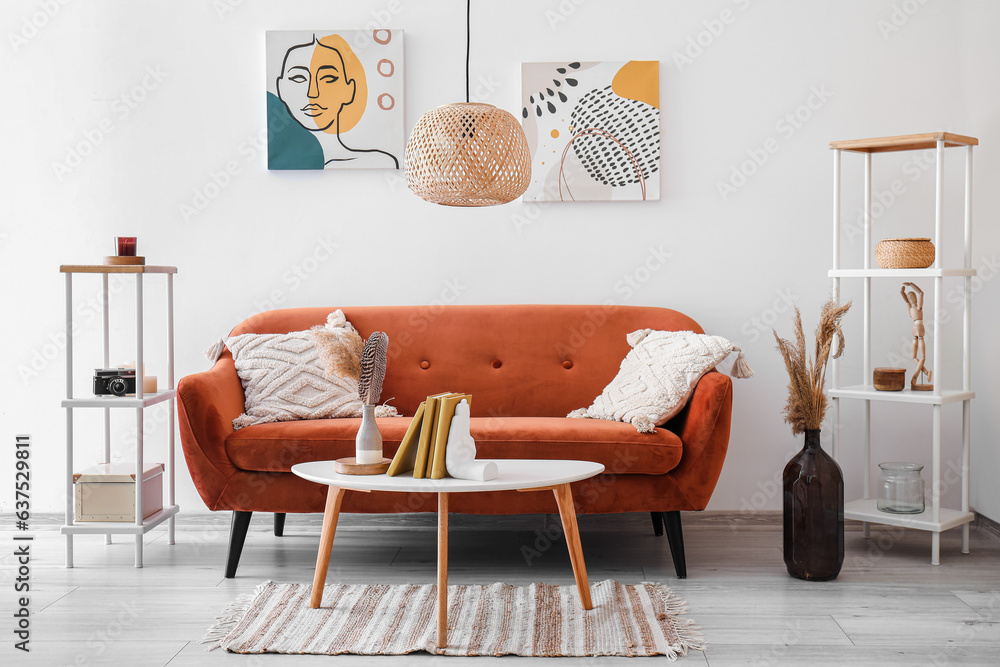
[211,310,397,430]
[568,329,750,433]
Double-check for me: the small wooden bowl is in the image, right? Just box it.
[873,367,906,391]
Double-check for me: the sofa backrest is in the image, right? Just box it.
[228,305,704,418]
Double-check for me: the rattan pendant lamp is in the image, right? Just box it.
[405,0,531,206]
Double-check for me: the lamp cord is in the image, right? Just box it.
[465,0,470,103]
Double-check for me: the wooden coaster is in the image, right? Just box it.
[912,384,934,392]
[104,256,146,265]
[335,457,391,475]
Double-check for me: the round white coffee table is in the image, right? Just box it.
[292,458,604,648]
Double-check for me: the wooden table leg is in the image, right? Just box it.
[310,486,347,608]
[437,492,449,649]
[552,483,593,610]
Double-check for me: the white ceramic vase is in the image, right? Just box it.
[355,404,383,464]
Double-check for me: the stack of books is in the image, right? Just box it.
[387,393,471,478]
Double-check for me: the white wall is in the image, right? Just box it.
[2,0,999,524]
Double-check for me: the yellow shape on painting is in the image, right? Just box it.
[611,61,658,109]
[314,33,368,134]
[551,129,560,139]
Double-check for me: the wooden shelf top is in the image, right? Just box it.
[829,132,978,153]
[60,264,177,274]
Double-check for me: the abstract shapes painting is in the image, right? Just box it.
[266,30,404,170]
[521,61,659,201]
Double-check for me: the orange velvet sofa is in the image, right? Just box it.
[177,305,733,578]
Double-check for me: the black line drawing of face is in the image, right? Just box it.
[276,37,357,133]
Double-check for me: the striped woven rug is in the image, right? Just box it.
[203,580,704,659]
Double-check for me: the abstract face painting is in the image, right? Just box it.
[277,38,358,133]
[521,61,660,201]
[266,30,404,170]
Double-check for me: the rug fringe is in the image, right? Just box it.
[644,581,707,660]
[200,580,272,651]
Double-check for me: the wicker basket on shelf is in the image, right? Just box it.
[874,238,935,269]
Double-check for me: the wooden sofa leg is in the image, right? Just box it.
[663,511,687,579]
[650,511,664,536]
[225,511,253,578]
[274,513,286,537]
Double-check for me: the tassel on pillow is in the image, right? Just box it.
[204,338,226,363]
[730,346,754,379]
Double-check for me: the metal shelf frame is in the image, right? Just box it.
[60,265,179,568]
[829,134,975,566]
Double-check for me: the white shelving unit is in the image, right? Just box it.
[60,264,180,568]
[829,132,976,566]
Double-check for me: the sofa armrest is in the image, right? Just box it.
[176,352,245,510]
[662,370,733,509]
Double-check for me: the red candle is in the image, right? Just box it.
[116,237,137,256]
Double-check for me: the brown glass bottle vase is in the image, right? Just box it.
[783,429,844,581]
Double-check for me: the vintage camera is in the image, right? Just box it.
[93,368,137,397]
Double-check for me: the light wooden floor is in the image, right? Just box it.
[3,511,1000,666]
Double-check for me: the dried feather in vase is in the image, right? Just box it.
[358,331,389,406]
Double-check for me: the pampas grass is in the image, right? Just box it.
[773,299,852,435]
[311,326,363,381]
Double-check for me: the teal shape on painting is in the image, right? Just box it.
[267,92,324,170]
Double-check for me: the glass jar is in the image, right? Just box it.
[877,462,925,514]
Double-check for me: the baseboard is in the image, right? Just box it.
[976,512,1000,541]
[11,510,1000,541]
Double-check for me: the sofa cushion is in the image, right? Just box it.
[225,416,682,476]
[224,310,396,430]
[570,329,741,433]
